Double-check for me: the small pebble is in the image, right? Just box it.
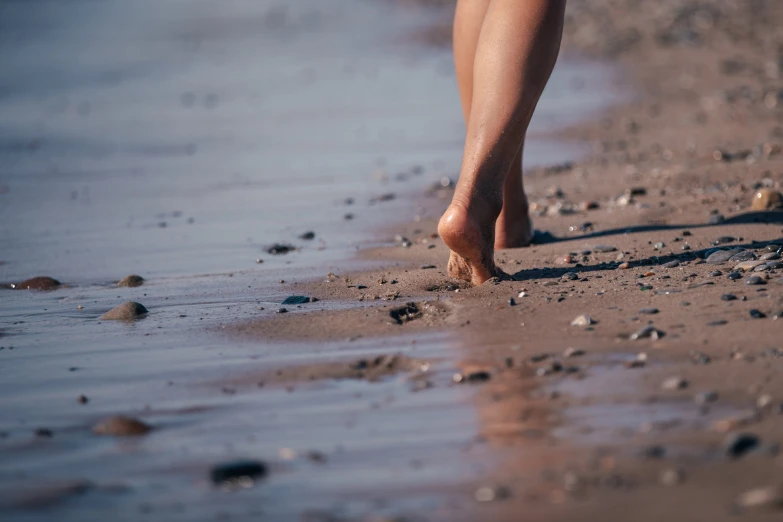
[749,309,766,319]
[475,486,511,503]
[210,460,268,489]
[92,416,151,436]
[639,307,659,315]
[746,275,765,285]
[570,314,595,327]
[662,260,679,269]
[724,432,760,459]
[563,348,585,358]
[659,468,686,486]
[721,294,737,301]
[276,308,288,314]
[695,391,719,405]
[661,377,688,390]
[630,325,664,340]
[593,245,617,253]
[727,272,742,280]
[735,485,783,510]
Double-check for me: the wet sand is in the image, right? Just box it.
[226,0,783,520]
[3,0,783,520]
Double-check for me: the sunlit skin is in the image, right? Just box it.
[438,0,566,285]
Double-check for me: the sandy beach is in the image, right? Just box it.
[2,0,783,520]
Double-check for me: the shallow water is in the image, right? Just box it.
[0,0,617,519]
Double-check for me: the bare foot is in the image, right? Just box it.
[495,200,534,249]
[438,202,502,285]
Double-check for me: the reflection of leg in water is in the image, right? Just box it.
[438,0,565,285]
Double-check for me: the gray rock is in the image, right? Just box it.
[593,245,617,253]
[746,275,765,285]
[653,242,666,250]
[713,236,737,245]
[117,275,144,288]
[708,214,726,225]
[630,325,665,340]
[662,260,680,268]
[707,249,743,264]
[760,252,781,261]
[766,243,782,253]
[727,272,743,280]
[695,391,719,405]
[99,302,148,320]
[720,294,737,301]
[639,307,659,314]
[729,250,757,262]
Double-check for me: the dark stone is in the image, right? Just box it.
[707,319,728,326]
[389,303,421,325]
[275,308,288,314]
[35,428,53,438]
[641,445,666,459]
[708,214,726,225]
[14,276,61,290]
[729,251,757,263]
[210,460,268,487]
[727,272,743,280]
[508,298,516,306]
[298,231,316,240]
[281,296,312,305]
[746,276,765,285]
[639,307,659,314]
[713,236,737,245]
[724,433,760,459]
[749,309,766,319]
[721,294,737,301]
[707,249,742,264]
[266,244,296,255]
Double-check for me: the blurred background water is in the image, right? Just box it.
[0,0,612,284]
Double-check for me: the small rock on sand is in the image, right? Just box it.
[14,276,61,290]
[571,314,595,327]
[734,260,765,272]
[281,295,314,305]
[99,302,148,320]
[724,432,760,458]
[751,188,783,211]
[630,325,665,340]
[117,274,144,288]
[210,460,268,488]
[746,275,765,285]
[92,416,152,436]
[707,249,742,264]
[661,377,688,390]
[736,485,783,510]
[593,245,617,253]
[639,307,659,314]
[729,250,757,263]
